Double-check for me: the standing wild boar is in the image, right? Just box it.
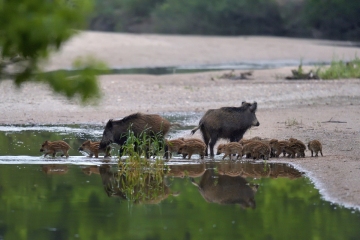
[191,101,260,157]
[164,138,185,159]
[178,139,206,160]
[99,113,171,157]
[251,143,271,160]
[78,140,111,158]
[308,140,323,157]
[269,139,294,158]
[216,142,243,160]
[289,138,306,157]
[40,140,70,158]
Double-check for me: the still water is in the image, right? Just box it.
[0,120,360,240]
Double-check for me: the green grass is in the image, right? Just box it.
[116,128,169,204]
[316,58,360,79]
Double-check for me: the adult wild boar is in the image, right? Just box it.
[99,112,171,157]
[191,101,260,156]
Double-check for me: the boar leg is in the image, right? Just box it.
[320,150,323,156]
[208,135,218,157]
[163,145,170,159]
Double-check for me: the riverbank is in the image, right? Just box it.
[1,31,360,210]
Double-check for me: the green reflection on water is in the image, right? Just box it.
[1,125,360,240]
[0,163,359,240]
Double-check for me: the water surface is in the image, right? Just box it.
[0,124,360,240]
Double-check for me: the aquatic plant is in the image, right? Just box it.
[116,128,170,204]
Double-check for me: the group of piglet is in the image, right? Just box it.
[39,139,111,159]
[165,136,323,161]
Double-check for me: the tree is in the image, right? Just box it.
[0,0,105,103]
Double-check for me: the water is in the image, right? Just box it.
[45,59,329,76]
[0,123,360,240]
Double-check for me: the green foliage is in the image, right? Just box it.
[120,126,166,160]
[1,164,360,240]
[116,128,169,204]
[303,0,360,40]
[152,0,283,35]
[89,0,360,40]
[316,58,360,79]
[0,0,104,103]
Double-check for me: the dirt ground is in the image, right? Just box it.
[1,31,360,209]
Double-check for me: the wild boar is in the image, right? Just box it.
[99,112,171,157]
[180,138,206,159]
[288,141,306,158]
[78,140,111,158]
[164,138,185,159]
[191,169,259,209]
[241,141,263,159]
[216,142,243,160]
[191,101,260,157]
[308,140,323,157]
[269,139,295,158]
[251,143,271,160]
[40,140,70,158]
[289,138,306,157]
[178,139,206,160]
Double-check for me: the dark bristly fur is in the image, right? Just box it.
[99,112,171,157]
[191,101,260,157]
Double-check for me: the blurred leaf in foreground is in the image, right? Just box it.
[0,0,105,103]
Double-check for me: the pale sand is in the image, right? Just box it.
[1,31,360,209]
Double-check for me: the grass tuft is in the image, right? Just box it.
[316,58,360,79]
[115,128,169,204]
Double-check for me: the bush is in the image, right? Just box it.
[152,0,284,35]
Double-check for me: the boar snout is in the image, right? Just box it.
[253,119,260,127]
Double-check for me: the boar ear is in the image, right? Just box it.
[106,119,113,128]
[249,102,258,112]
[241,101,252,109]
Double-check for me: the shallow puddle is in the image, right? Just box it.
[0,122,360,240]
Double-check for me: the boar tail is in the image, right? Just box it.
[190,125,200,135]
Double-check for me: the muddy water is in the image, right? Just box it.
[0,124,360,240]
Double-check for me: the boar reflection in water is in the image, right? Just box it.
[99,166,178,204]
[167,163,206,178]
[42,164,69,175]
[191,169,258,209]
